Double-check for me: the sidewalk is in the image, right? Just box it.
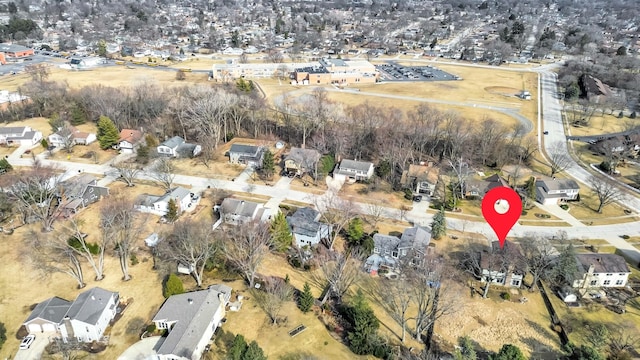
[531,202,584,227]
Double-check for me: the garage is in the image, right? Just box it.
[42,323,56,332]
[27,324,41,333]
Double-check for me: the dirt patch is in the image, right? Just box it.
[485,86,520,96]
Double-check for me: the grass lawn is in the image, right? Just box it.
[339,182,411,209]
[564,188,631,222]
[566,114,639,137]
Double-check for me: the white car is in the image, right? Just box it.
[19,334,35,350]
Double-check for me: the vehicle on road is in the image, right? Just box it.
[543,131,549,135]
[19,334,35,350]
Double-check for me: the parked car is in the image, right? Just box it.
[543,131,549,135]
[20,334,35,350]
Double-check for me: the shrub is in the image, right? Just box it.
[560,204,569,210]
[290,257,301,268]
[163,273,185,298]
[621,235,630,239]
[0,321,6,351]
[303,264,311,271]
[130,253,139,265]
[145,324,156,333]
[501,292,511,300]
[599,161,611,173]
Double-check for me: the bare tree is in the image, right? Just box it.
[5,159,62,232]
[462,240,514,299]
[221,222,271,288]
[448,158,471,200]
[319,249,363,304]
[158,219,218,287]
[373,276,413,342]
[52,122,77,153]
[112,161,141,187]
[254,276,293,325]
[149,157,176,191]
[588,176,622,213]
[313,190,359,250]
[365,203,385,229]
[61,218,106,281]
[548,142,573,177]
[23,229,85,288]
[100,197,144,281]
[518,233,557,290]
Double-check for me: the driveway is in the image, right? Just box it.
[117,336,164,360]
[14,333,50,360]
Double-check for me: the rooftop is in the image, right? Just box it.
[229,143,260,155]
[339,159,373,172]
[575,254,630,275]
[220,198,262,218]
[160,136,185,149]
[25,297,72,324]
[64,287,118,325]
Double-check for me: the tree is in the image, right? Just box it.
[6,160,61,231]
[584,323,609,351]
[454,336,477,360]
[270,211,292,252]
[320,250,363,304]
[519,233,556,290]
[150,157,176,191]
[0,158,12,174]
[243,341,267,360]
[491,344,526,360]
[166,198,179,222]
[100,197,144,281]
[54,122,77,153]
[346,217,365,245]
[563,343,604,360]
[69,102,88,126]
[158,219,218,287]
[23,229,85,288]
[97,39,107,57]
[548,142,573,177]
[463,241,513,298]
[63,218,106,281]
[163,273,184,298]
[299,282,314,313]
[345,289,380,355]
[254,276,293,325]
[113,161,141,187]
[549,244,578,289]
[229,335,248,360]
[97,115,120,149]
[616,46,627,56]
[376,275,413,343]
[222,223,271,288]
[313,190,359,250]
[431,207,446,240]
[261,149,275,179]
[0,321,5,351]
[588,176,622,213]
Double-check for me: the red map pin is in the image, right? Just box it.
[481,186,522,249]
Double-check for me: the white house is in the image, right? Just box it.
[535,178,580,205]
[0,126,43,146]
[136,187,199,216]
[572,254,631,289]
[365,227,432,274]
[217,198,271,225]
[479,241,525,288]
[333,159,375,182]
[48,127,97,148]
[157,136,201,158]
[286,207,331,247]
[117,129,143,154]
[152,285,232,360]
[23,287,120,342]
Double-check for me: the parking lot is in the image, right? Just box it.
[375,62,459,82]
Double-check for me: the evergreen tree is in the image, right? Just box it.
[491,344,526,360]
[163,273,184,298]
[166,198,179,222]
[346,290,380,355]
[299,282,314,313]
[549,244,578,288]
[228,335,248,360]
[97,115,120,150]
[40,138,49,149]
[242,341,267,360]
[0,158,12,173]
[562,343,604,360]
[69,102,88,125]
[97,39,107,57]
[431,207,446,240]
[454,336,477,360]
[261,149,275,179]
[346,217,365,245]
[270,211,292,252]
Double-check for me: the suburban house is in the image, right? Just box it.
[152,285,232,360]
[23,287,120,343]
[117,129,144,154]
[0,90,30,110]
[333,159,375,182]
[48,127,97,148]
[479,241,525,288]
[286,207,331,247]
[0,126,43,146]
[464,174,509,199]
[59,174,110,216]
[535,178,580,205]
[284,147,321,178]
[572,254,631,289]
[365,226,432,274]
[400,163,439,197]
[217,198,271,225]
[580,74,611,103]
[157,136,202,158]
[135,187,200,216]
[228,143,264,167]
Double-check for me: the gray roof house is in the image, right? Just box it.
[535,178,580,205]
[228,143,264,167]
[573,254,631,289]
[23,297,72,333]
[24,287,121,343]
[157,136,202,158]
[365,226,431,274]
[284,147,321,177]
[333,159,375,182]
[59,174,109,216]
[152,285,232,360]
[218,198,272,225]
[0,126,43,146]
[136,187,199,217]
[286,207,331,247]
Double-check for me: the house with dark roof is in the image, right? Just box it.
[23,297,72,334]
[580,74,611,103]
[59,174,109,216]
[464,174,509,199]
[535,178,580,205]
[22,287,120,341]
[572,254,631,289]
[284,147,321,178]
[365,226,431,274]
[217,198,271,225]
[286,207,331,247]
[117,129,143,154]
[0,126,43,146]
[135,187,199,216]
[479,241,526,288]
[152,285,232,360]
[48,126,96,148]
[228,143,264,167]
[333,159,375,182]
[157,136,202,158]
[401,163,440,196]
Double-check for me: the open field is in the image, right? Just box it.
[566,113,639,137]
[572,143,640,190]
[339,182,412,209]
